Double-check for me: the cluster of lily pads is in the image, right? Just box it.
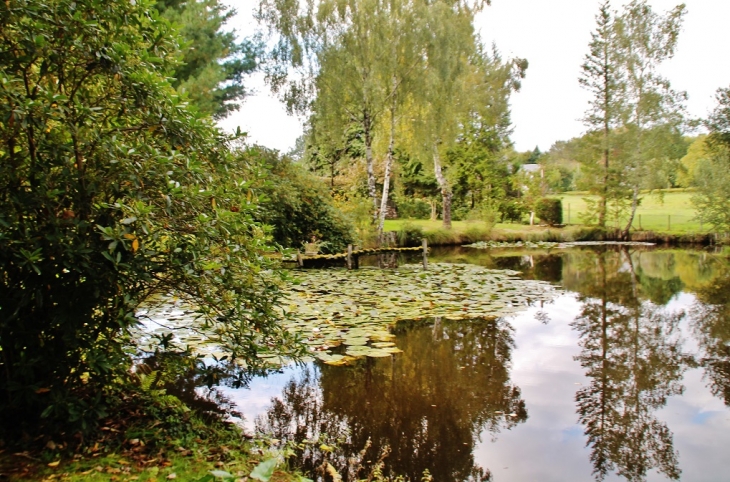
[133,263,559,366]
[464,240,657,250]
[278,262,558,364]
[464,240,561,250]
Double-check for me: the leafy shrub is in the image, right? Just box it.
[240,147,356,253]
[499,199,527,222]
[396,197,432,219]
[466,200,499,229]
[0,0,298,436]
[333,194,379,248]
[536,198,563,226]
[397,222,425,247]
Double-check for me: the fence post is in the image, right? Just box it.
[346,244,353,270]
[422,238,428,270]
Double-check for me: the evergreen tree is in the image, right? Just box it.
[579,1,623,229]
[157,0,259,119]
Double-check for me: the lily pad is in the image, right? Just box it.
[132,263,558,367]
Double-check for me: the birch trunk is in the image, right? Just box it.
[432,145,452,229]
[363,110,378,221]
[377,99,397,234]
[623,186,640,240]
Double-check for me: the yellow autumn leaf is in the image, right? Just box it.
[132,238,139,253]
[124,233,136,240]
[47,460,60,467]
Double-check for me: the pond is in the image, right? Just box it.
[169,246,730,482]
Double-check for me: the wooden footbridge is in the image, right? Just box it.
[295,239,429,269]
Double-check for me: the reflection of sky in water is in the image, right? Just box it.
[475,292,730,482]
[222,364,304,433]
[214,251,730,481]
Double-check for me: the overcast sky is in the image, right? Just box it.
[218,0,730,153]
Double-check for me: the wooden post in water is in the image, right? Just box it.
[422,238,428,269]
[296,252,303,268]
[346,244,353,270]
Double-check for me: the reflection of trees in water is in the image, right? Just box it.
[572,250,691,482]
[255,318,525,481]
[690,260,730,406]
[140,353,264,423]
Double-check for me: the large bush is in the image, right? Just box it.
[535,198,563,226]
[0,0,297,434]
[239,146,356,253]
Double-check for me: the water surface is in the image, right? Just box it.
[207,246,730,481]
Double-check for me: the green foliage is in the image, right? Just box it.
[536,198,563,226]
[334,194,379,248]
[395,197,431,220]
[694,86,730,232]
[693,147,730,232]
[677,135,710,187]
[0,0,296,435]
[396,221,425,247]
[448,123,520,222]
[249,458,278,481]
[242,146,356,253]
[157,0,259,119]
[705,86,730,150]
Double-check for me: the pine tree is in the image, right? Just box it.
[579,1,623,229]
[156,0,258,119]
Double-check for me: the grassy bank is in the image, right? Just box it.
[383,189,721,246]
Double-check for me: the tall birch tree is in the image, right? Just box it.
[409,0,523,229]
[615,0,686,238]
[257,0,404,220]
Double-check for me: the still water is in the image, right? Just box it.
[210,246,730,481]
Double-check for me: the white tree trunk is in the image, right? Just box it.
[378,82,398,234]
[433,145,452,229]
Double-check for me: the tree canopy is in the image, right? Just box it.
[157,0,259,119]
[257,0,525,230]
[0,0,296,433]
[579,0,686,235]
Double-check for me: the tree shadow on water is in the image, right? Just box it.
[571,249,694,482]
[255,317,526,481]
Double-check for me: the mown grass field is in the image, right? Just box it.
[385,189,708,240]
[557,189,703,234]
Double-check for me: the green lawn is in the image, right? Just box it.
[557,189,703,234]
[385,189,708,238]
